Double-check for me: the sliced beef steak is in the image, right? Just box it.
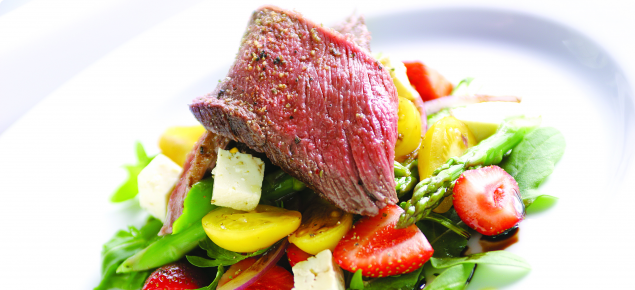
[190,6,398,216]
[159,131,230,235]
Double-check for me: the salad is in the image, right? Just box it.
[95,6,565,290]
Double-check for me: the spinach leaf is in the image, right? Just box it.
[523,189,558,214]
[111,142,155,202]
[500,127,565,207]
[96,271,152,290]
[195,265,225,290]
[363,267,423,290]
[417,209,470,258]
[424,263,475,290]
[431,251,530,270]
[186,238,270,267]
[349,270,364,290]
[95,218,162,290]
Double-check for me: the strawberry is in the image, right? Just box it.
[333,204,433,278]
[218,257,294,290]
[142,261,209,290]
[452,165,525,236]
[286,242,313,267]
[403,61,453,101]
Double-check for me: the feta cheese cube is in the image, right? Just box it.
[211,148,264,211]
[138,154,182,222]
[292,249,345,290]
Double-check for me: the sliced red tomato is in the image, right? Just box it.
[333,204,434,278]
[403,61,453,101]
[218,257,294,290]
[453,165,525,236]
[286,242,313,267]
[142,262,209,290]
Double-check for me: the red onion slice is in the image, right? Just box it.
[424,94,522,115]
[217,239,289,290]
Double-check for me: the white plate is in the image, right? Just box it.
[367,7,635,289]
[1,3,633,290]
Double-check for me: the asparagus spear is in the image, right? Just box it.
[394,161,411,177]
[260,169,306,201]
[397,117,541,228]
[395,159,419,198]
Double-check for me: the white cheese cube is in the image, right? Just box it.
[211,148,264,211]
[292,249,345,290]
[137,154,182,222]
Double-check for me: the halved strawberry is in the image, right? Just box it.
[333,204,433,278]
[286,242,313,267]
[142,261,209,290]
[453,165,525,236]
[218,257,294,290]
[403,61,453,101]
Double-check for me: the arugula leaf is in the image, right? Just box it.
[195,265,225,290]
[186,238,270,267]
[417,209,470,258]
[424,263,475,290]
[95,218,162,290]
[431,251,531,270]
[500,127,565,207]
[111,142,155,202]
[363,267,423,290]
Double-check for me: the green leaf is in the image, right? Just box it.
[500,127,565,207]
[363,267,423,290]
[173,177,217,234]
[95,218,162,290]
[427,108,452,126]
[186,238,271,267]
[111,142,156,202]
[431,251,531,270]
[417,209,470,258]
[423,213,471,239]
[97,270,152,290]
[425,263,475,290]
[349,270,364,290]
[195,265,225,290]
[450,77,476,96]
[523,189,558,214]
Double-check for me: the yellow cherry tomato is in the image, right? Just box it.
[395,97,422,159]
[202,205,301,253]
[158,125,207,167]
[419,116,476,213]
[288,200,353,255]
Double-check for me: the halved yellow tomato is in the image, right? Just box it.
[158,125,206,167]
[395,97,422,160]
[288,200,353,255]
[419,116,476,213]
[202,205,301,253]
